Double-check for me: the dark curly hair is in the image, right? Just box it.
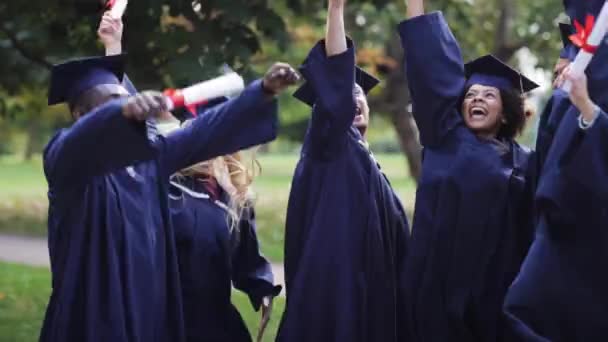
[460,85,533,140]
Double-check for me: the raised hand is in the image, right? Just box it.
[122,91,168,121]
[262,63,300,95]
[325,0,347,56]
[556,66,597,122]
[98,11,123,55]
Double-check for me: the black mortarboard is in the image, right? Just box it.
[464,55,539,94]
[48,54,126,106]
[293,66,380,107]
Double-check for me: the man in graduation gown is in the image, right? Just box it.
[40,52,297,341]
[276,1,410,341]
[504,0,608,340]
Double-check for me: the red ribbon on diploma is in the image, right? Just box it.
[105,0,117,10]
[570,14,599,54]
[163,89,208,116]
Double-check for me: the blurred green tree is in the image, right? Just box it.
[0,0,567,171]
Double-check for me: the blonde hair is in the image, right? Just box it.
[178,149,261,232]
[166,118,262,232]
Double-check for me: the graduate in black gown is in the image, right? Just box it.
[398,1,539,340]
[534,22,576,186]
[276,1,410,341]
[504,1,608,340]
[39,34,296,341]
[156,98,288,342]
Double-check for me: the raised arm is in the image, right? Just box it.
[98,12,137,94]
[398,8,466,147]
[98,11,123,56]
[559,68,608,200]
[406,0,425,18]
[326,0,348,56]
[298,1,357,150]
[44,98,159,189]
[159,63,298,176]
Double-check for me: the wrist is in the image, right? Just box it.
[261,79,277,97]
[580,99,598,121]
[105,43,122,56]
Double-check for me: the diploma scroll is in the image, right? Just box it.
[106,0,129,19]
[563,1,608,92]
[164,72,245,112]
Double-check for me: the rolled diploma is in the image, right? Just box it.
[110,0,128,19]
[165,72,245,110]
[563,1,608,92]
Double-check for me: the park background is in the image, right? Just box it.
[0,0,567,340]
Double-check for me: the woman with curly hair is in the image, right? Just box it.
[398,0,539,340]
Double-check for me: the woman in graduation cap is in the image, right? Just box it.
[40,37,297,342]
[504,1,608,340]
[154,104,282,342]
[398,0,539,340]
[276,1,410,341]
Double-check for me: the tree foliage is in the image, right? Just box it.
[0,0,568,159]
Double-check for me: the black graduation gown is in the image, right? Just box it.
[504,106,608,341]
[275,40,410,342]
[40,80,278,342]
[168,177,280,342]
[398,12,535,341]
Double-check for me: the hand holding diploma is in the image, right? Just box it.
[562,1,608,92]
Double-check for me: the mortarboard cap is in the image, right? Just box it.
[48,54,126,106]
[293,66,380,107]
[465,54,539,94]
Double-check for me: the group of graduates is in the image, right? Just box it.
[38,0,607,341]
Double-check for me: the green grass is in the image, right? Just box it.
[0,263,51,342]
[0,262,285,342]
[0,154,416,262]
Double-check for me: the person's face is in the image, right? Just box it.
[461,84,504,139]
[353,84,370,136]
[73,84,129,120]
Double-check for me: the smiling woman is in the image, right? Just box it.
[398,2,540,341]
[459,54,538,142]
[461,84,530,140]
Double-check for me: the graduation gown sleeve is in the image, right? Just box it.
[158,80,278,176]
[231,208,282,310]
[299,40,357,154]
[561,112,608,201]
[122,74,138,95]
[43,98,155,189]
[398,11,465,147]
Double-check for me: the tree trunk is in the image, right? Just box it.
[23,122,41,161]
[374,34,422,181]
[493,0,521,62]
